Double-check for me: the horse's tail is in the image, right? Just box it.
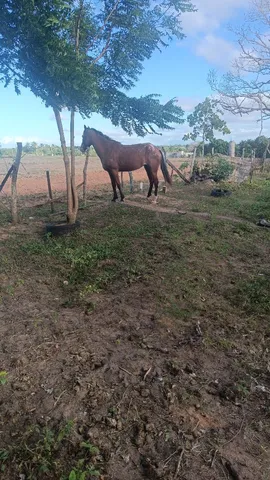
[160,148,172,185]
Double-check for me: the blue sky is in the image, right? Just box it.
[0,0,262,147]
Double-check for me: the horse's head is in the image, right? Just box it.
[80,125,92,153]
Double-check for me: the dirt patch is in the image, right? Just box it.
[0,183,270,479]
[1,276,267,480]
[1,154,175,196]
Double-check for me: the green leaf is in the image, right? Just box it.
[0,0,194,136]
[69,470,77,480]
[0,371,7,385]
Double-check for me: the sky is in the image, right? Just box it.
[0,0,264,147]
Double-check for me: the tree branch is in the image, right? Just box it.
[87,0,120,50]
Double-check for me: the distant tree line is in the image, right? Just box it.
[1,136,270,159]
[0,142,95,158]
[165,136,270,158]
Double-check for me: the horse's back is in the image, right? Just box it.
[115,143,161,172]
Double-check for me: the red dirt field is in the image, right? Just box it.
[0,154,181,196]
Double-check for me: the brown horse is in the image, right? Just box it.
[80,126,172,202]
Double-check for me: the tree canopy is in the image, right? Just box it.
[209,0,270,128]
[183,97,231,144]
[0,0,195,136]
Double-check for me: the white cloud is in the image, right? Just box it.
[176,96,202,112]
[195,34,239,68]
[0,136,40,145]
[181,0,248,36]
[74,111,264,146]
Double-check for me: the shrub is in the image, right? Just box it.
[194,157,234,182]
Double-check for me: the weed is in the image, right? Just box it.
[230,276,270,314]
[0,371,8,385]
[235,381,250,398]
[0,422,102,479]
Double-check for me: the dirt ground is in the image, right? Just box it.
[0,154,174,196]
[0,178,270,480]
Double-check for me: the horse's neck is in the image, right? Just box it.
[91,134,112,162]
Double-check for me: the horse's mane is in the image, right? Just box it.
[87,128,119,143]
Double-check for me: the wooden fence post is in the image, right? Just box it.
[166,159,190,184]
[11,142,22,224]
[249,152,255,183]
[83,149,90,206]
[128,172,134,193]
[190,147,197,182]
[46,170,54,213]
[0,164,14,193]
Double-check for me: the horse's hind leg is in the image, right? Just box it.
[114,170,125,202]
[144,165,154,199]
[152,171,159,204]
[108,171,118,201]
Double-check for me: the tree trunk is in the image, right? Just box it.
[70,108,79,222]
[53,107,75,224]
[11,142,22,224]
[261,139,270,172]
[83,149,90,206]
[202,130,205,158]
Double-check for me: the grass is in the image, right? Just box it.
[166,175,270,221]
[1,176,270,478]
[0,422,102,479]
[1,179,270,316]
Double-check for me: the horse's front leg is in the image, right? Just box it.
[114,171,125,202]
[108,171,118,201]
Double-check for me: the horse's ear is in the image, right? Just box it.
[84,124,86,129]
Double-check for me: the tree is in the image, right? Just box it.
[183,98,230,156]
[204,138,229,156]
[0,0,195,223]
[209,0,270,132]
[23,142,38,154]
[235,136,270,159]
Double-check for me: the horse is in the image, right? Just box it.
[80,126,172,203]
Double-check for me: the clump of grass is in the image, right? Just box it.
[0,422,102,479]
[229,275,270,315]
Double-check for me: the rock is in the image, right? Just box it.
[106,417,117,428]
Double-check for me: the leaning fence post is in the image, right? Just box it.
[0,164,14,193]
[190,147,197,182]
[11,142,23,224]
[46,170,54,213]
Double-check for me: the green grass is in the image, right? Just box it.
[165,176,270,222]
[1,178,270,478]
[0,422,102,479]
[1,180,270,317]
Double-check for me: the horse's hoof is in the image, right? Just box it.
[112,198,118,202]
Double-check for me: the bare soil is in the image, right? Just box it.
[1,154,173,196]
[0,178,270,480]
